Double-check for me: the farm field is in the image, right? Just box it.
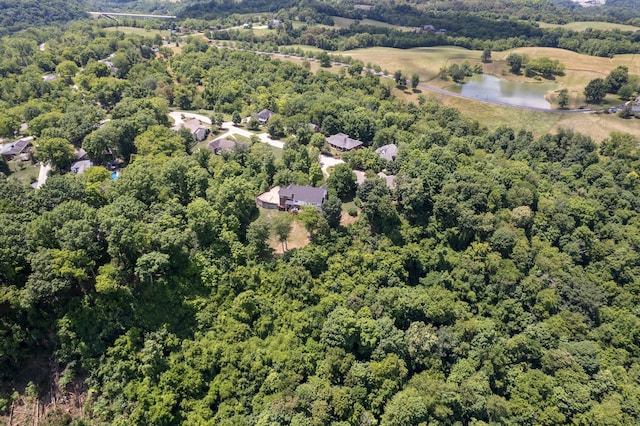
[341,46,481,80]
[537,21,640,32]
[340,46,640,87]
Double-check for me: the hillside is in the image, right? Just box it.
[1,20,640,424]
[0,0,87,35]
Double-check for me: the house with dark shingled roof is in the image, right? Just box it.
[326,133,363,151]
[278,184,327,211]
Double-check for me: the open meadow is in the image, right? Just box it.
[537,21,640,32]
[392,87,640,143]
[341,46,481,79]
[103,26,170,38]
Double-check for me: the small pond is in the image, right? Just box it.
[452,74,558,109]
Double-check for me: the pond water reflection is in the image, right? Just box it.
[452,74,558,109]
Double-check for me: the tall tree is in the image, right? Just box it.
[272,214,293,252]
[584,78,607,104]
[327,163,357,201]
[35,137,75,171]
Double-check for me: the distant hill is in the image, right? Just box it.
[85,0,199,15]
[178,0,299,20]
[0,0,87,35]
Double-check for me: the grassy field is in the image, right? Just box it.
[342,46,481,79]
[537,21,640,32]
[285,44,326,54]
[342,46,640,86]
[6,159,39,186]
[394,86,640,143]
[104,26,170,38]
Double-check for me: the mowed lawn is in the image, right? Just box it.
[537,21,640,32]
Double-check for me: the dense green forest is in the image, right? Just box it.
[1,15,640,424]
[0,0,87,35]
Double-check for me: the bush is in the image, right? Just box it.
[348,207,358,217]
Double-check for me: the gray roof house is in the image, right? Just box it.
[278,184,328,210]
[71,160,93,174]
[172,118,210,142]
[253,109,275,123]
[207,138,249,155]
[375,144,398,162]
[326,133,363,151]
[256,186,281,209]
[0,136,34,161]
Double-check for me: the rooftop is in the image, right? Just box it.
[375,144,398,162]
[326,133,363,150]
[207,138,248,153]
[0,136,34,156]
[279,184,327,206]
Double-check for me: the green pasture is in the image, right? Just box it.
[342,46,482,80]
[103,26,170,38]
[537,21,640,32]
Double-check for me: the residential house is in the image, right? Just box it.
[172,118,210,142]
[377,172,397,190]
[326,133,363,151]
[74,148,88,161]
[375,144,398,162]
[353,170,397,190]
[423,24,435,32]
[98,54,118,76]
[353,170,367,186]
[207,138,248,155]
[0,136,34,161]
[278,184,328,211]
[253,109,275,124]
[71,159,93,174]
[256,186,281,209]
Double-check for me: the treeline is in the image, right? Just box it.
[178,0,298,20]
[212,17,640,57]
